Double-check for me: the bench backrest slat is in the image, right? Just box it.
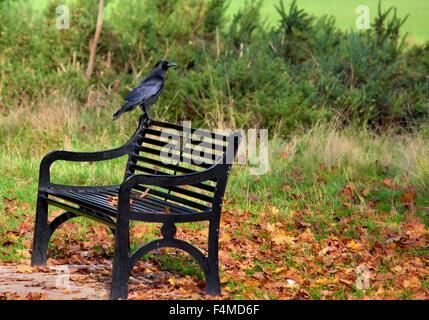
[125,119,234,211]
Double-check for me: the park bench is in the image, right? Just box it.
[31,114,241,299]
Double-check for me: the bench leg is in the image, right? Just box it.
[31,193,49,266]
[206,219,221,296]
[111,215,130,300]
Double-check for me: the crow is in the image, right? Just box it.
[112,60,177,120]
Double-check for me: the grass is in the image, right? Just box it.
[2,93,429,230]
[1,0,428,300]
[1,94,428,299]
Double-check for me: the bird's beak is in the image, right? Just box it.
[167,62,177,68]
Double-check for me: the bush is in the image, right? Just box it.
[0,0,427,136]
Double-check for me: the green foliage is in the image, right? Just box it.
[204,0,229,34]
[229,0,262,50]
[0,0,428,135]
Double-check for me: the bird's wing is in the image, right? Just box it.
[125,76,163,102]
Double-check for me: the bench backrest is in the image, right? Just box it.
[124,116,240,213]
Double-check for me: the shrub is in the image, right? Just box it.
[0,0,427,136]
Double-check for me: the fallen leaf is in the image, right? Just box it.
[15,265,34,274]
[399,190,417,203]
[271,230,294,246]
[403,276,420,289]
[314,278,330,285]
[340,278,353,285]
[220,232,231,242]
[383,178,393,187]
[282,184,292,193]
[404,223,427,239]
[274,267,286,274]
[163,207,171,214]
[107,196,118,207]
[346,240,362,250]
[361,187,370,197]
[279,151,288,159]
[270,206,280,216]
[17,249,31,259]
[318,246,333,257]
[25,292,47,300]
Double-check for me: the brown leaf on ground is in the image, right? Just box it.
[399,190,417,203]
[107,196,118,207]
[404,223,427,240]
[138,188,150,198]
[26,292,48,300]
[163,207,171,214]
[15,265,35,274]
[280,151,288,159]
[361,187,370,197]
[383,178,393,187]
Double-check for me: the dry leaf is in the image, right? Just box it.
[346,240,361,250]
[383,178,393,187]
[272,230,295,246]
[361,187,370,197]
[280,151,288,159]
[15,265,34,274]
[399,190,417,203]
[270,206,280,216]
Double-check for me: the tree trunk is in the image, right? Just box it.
[85,0,104,81]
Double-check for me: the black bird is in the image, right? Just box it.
[112,60,177,120]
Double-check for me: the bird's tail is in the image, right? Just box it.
[112,101,133,121]
[112,108,124,121]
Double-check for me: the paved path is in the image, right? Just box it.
[0,264,109,299]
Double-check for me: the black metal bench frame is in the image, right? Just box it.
[31,114,241,299]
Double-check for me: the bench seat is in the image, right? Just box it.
[45,185,211,223]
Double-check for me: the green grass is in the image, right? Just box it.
[1,94,428,299]
[2,95,429,229]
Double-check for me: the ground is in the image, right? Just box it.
[1,117,429,299]
[0,203,427,300]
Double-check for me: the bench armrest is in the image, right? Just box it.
[120,165,223,192]
[38,145,132,187]
[116,163,226,214]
